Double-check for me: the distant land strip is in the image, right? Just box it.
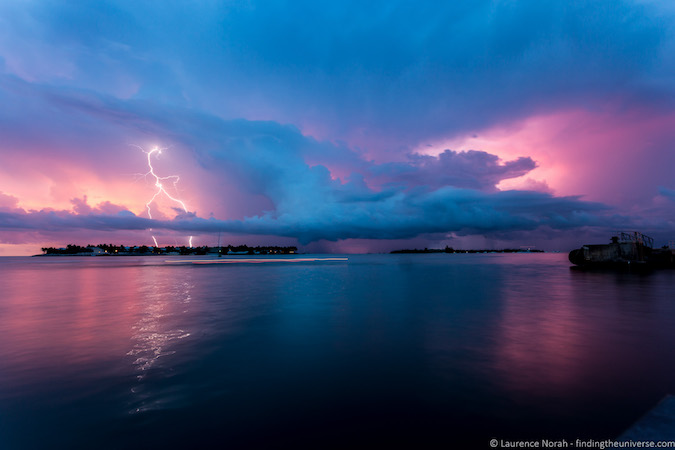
[391,247,545,254]
[38,244,298,256]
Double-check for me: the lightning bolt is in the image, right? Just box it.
[134,145,193,248]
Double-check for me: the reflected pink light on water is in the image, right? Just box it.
[495,286,587,394]
[491,266,662,399]
[0,261,200,395]
[0,266,141,380]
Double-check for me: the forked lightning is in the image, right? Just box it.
[134,145,193,247]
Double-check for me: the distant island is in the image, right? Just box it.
[39,244,298,256]
[391,246,544,254]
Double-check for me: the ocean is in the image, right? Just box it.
[1,253,674,448]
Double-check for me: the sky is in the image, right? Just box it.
[1,0,674,255]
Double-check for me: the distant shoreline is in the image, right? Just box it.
[38,244,298,257]
[390,248,545,254]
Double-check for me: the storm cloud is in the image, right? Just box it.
[0,78,619,246]
[1,1,674,252]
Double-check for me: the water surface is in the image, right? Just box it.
[1,253,674,448]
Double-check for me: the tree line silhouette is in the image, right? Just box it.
[41,244,298,255]
[390,246,544,254]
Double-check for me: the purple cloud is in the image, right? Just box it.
[2,0,674,253]
[0,74,640,249]
[0,187,616,245]
[369,150,536,191]
[2,0,671,154]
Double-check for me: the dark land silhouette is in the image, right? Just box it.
[40,244,298,256]
[391,246,544,254]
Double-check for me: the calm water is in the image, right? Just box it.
[1,253,675,448]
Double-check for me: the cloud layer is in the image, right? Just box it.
[0,189,612,245]
[0,76,619,248]
[2,0,673,153]
[1,1,674,252]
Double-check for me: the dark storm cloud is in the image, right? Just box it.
[1,0,672,152]
[1,1,671,249]
[370,150,536,191]
[0,75,621,244]
[0,188,614,245]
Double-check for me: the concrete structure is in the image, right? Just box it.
[616,395,675,442]
[569,231,674,269]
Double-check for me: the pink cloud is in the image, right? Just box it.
[0,191,21,211]
[420,106,675,207]
[70,196,128,215]
[2,75,670,255]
